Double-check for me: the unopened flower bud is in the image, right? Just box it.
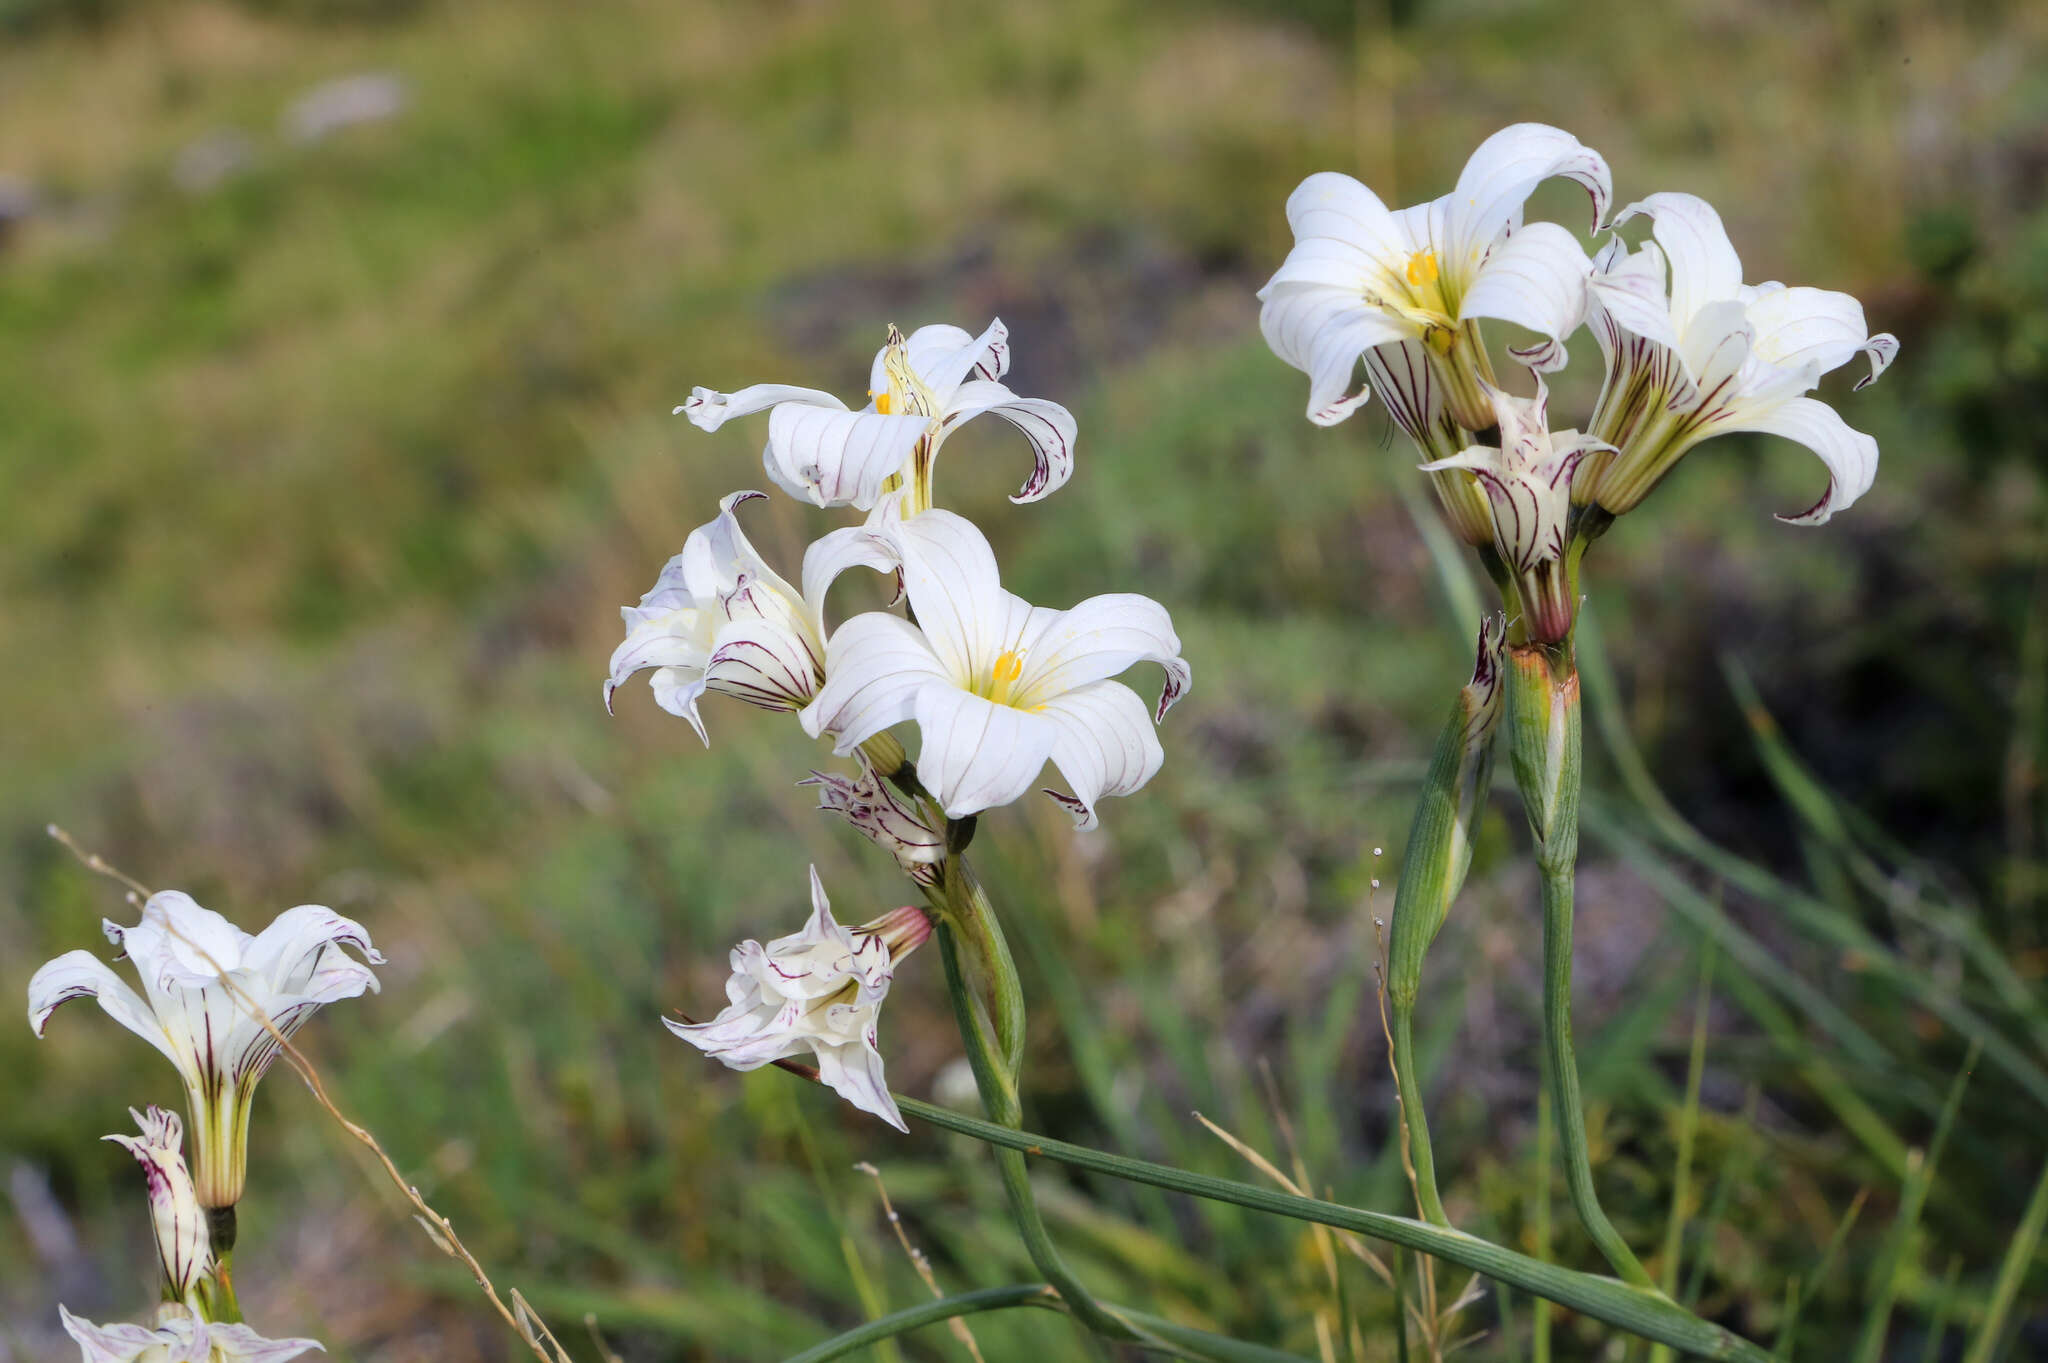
[104,1107,210,1304]
[801,760,944,885]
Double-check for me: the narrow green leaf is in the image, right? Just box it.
[1960,1155,2048,1363]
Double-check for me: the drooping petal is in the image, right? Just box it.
[604,606,709,717]
[680,490,803,608]
[1258,282,1411,424]
[1038,680,1165,831]
[27,951,178,1066]
[1446,123,1612,263]
[812,1038,906,1132]
[676,383,846,432]
[912,685,1059,819]
[763,406,930,509]
[1742,285,1898,390]
[702,616,826,712]
[1613,192,1744,336]
[941,380,1078,504]
[801,614,949,751]
[1012,593,1191,721]
[1358,339,1463,458]
[243,906,384,995]
[1457,221,1592,372]
[1720,395,1879,525]
[800,524,899,635]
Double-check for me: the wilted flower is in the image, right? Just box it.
[801,510,1190,829]
[677,319,1075,513]
[1578,191,1897,523]
[800,756,945,885]
[1259,123,1611,434]
[666,867,930,1131]
[29,892,384,1208]
[605,490,895,740]
[1420,376,1611,643]
[58,1307,321,1363]
[105,1107,210,1304]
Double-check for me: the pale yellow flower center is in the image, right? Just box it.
[984,649,1026,706]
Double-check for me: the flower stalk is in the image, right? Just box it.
[1503,640,1657,1290]
[1385,615,1506,1225]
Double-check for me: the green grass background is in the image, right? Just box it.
[3,0,2047,1358]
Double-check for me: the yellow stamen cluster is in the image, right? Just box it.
[986,649,1026,706]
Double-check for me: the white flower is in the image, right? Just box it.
[29,892,383,1208]
[1260,123,1611,432]
[104,1107,210,1303]
[676,319,1076,513]
[1421,377,1608,644]
[1580,191,1898,523]
[800,510,1190,829]
[605,489,895,740]
[59,1307,321,1363]
[800,756,945,885]
[666,867,930,1131]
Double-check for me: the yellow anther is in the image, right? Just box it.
[1405,250,1440,287]
[987,649,1026,705]
[872,389,892,415]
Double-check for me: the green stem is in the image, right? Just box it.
[1388,1008,1447,1225]
[883,1091,1774,1363]
[1541,862,1655,1289]
[934,916,1138,1345]
[783,1284,1059,1363]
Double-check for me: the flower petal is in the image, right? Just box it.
[243,905,384,994]
[1448,123,1612,259]
[205,1324,326,1363]
[1014,593,1191,722]
[27,950,174,1057]
[941,380,1078,504]
[703,616,825,712]
[764,406,930,509]
[675,383,846,432]
[1721,395,1879,525]
[813,1038,907,1132]
[118,891,251,988]
[882,318,1011,405]
[889,510,1023,685]
[912,685,1059,819]
[800,524,900,635]
[1613,192,1744,336]
[603,606,710,719]
[1039,680,1164,831]
[1742,285,1897,389]
[1358,339,1463,458]
[1259,282,1412,425]
[1457,221,1592,373]
[58,1308,180,1363]
[1277,171,1411,271]
[801,613,949,751]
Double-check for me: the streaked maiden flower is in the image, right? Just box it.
[105,1107,210,1304]
[667,867,930,1131]
[29,892,384,1208]
[677,319,1076,514]
[605,490,895,740]
[801,510,1190,829]
[1420,376,1611,643]
[801,756,945,886]
[1578,192,1898,523]
[1259,123,1611,436]
[58,1307,321,1363]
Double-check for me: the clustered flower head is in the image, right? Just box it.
[28,892,362,1359]
[1259,122,1896,641]
[618,317,1193,1126]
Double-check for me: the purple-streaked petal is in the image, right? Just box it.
[1013,593,1190,721]
[941,380,1077,504]
[763,406,929,510]
[1258,282,1411,425]
[703,617,824,712]
[27,951,179,1066]
[1457,221,1592,373]
[1039,680,1164,831]
[1722,395,1879,525]
[1448,123,1611,259]
[1743,285,1896,389]
[813,1039,906,1132]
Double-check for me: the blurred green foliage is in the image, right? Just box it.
[3,1,2047,1359]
